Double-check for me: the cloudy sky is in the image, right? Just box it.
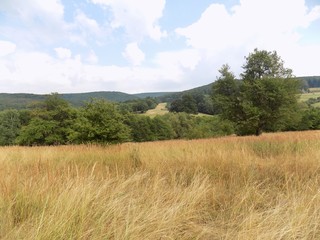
[0,0,319,94]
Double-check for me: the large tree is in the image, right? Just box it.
[69,99,131,144]
[16,93,76,145]
[213,49,301,136]
[0,109,21,145]
[241,49,293,81]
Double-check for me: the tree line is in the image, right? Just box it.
[0,94,234,146]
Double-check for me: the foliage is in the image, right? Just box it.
[212,64,241,117]
[213,49,301,136]
[120,97,159,114]
[69,99,131,144]
[61,91,139,107]
[167,91,216,115]
[305,97,320,106]
[124,114,156,142]
[0,109,21,145]
[0,93,45,111]
[16,93,77,145]
[151,115,176,140]
[1,95,232,146]
[241,48,293,81]
[296,107,320,130]
[169,94,198,114]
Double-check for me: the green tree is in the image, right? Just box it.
[70,99,130,144]
[162,113,195,139]
[195,94,215,115]
[151,116,175,140]
[212,64,241,118]
[169,94,198,114]
[125,114,155,142]
[298,108,320,130]
[16,93,76,145]
[187,116,234,139]
[241,48,293,81]
[213,50,301,136]
[0,109,21,145]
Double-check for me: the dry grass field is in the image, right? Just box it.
[1,131,320,239]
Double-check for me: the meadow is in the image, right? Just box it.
[144,102,169,117]
[300,92,320,101]
[1,130,320,239]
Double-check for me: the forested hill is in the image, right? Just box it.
[0,93,46,111]
[0,76,319,110]
[60,91,139,107]
[0,92,139,110]
[133,92,177,98]
[158,76,320,102]
[157,83,214,102]
[297,76,320,88]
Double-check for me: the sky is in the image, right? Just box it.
[0,0,320,94]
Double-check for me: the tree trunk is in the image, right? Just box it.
[255,127,262,136]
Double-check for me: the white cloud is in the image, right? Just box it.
[0,0,64,21]
[176,0,320,77]
[153,49,201,81]
[122,42,145,66]
[0,40,16,57]
[0,49,185,94]
[0,0,72,47]
[74,10,101,36]
[54,47,72,59]
[307,5,320,23]
[86,50,99,64]
[91,0,167,41]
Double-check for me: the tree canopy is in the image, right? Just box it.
[213,49,301,136]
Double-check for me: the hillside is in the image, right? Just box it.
[157,83,214,102]
[297,76,320,88]
[0,93,46,110]
[0,91,139,110]
[159,76,320,103]
[60,91,139,107]
[0,76,319,110]
[133,92,175,98]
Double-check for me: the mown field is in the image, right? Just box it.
[144,102,169,117]
[300,89,320,107]
[1,131,320,239]
[300,92,320,102]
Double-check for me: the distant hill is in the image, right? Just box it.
[133,92,176,99]
[61,91,139,107]
[158,76,320,103]
[158,83,214,102]
[0,76,318,111]
[297,76,320,89]
[0,93,46,110]
[0,91,139,110]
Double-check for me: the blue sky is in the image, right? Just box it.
[0,0,319,94]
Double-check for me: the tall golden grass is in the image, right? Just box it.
[1,130,320,239]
